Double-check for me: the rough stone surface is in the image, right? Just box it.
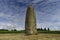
[25,5,37,35]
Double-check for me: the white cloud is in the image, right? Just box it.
[0,12,22,23]
[48,0,60,2]
[51,9,60,21]
[17,0,31,3]
[37,22,60,30]
[0,22,24,30]
[32,0,42,3]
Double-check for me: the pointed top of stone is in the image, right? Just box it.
[29,3,33,6]
[28,4,33,7]
[29,4,33,6]
[27,4,34,10]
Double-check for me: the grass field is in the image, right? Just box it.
[0,33,60,40]
[0,30,60,40]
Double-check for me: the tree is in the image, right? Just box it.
[41,28,43,30]
[37,28,40,31]
[48,28,50,31]
[14,29,17,31]
[44,28,46,31]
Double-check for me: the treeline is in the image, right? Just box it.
[0,29,8,31]
[0,29,25,34]
[0,28,50,31]
[37,28,50,31]
[0,29,20,31]
[0,29,60,34]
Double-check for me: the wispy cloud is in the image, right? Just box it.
[0,22,24,30]
[0,0,60,30]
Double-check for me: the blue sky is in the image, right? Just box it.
[0,0,60,30]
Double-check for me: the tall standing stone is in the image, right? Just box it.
[25,5,37,35]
